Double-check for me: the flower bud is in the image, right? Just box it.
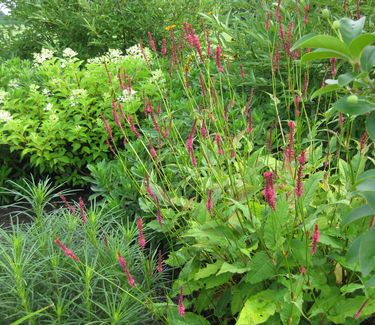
[347,95,358,104]
[332,20,341,29]
[322,8,330,19]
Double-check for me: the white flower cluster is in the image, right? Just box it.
[69,88,88,106]
[126,44,152,62]
[0,109,13,123]
[117,88,137,103]
[42,88,52,96]
[29,84,40,92]
[62,48,78,59]
[44,103,53,111]
[8,79,20,88]
[0,89,7,104]
[87,48,125,64]
[149,69,165,85]
[33,48,54,64]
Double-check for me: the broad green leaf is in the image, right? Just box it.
[333,96,375,115]
[357,169,375,183]
[366,274,375,288]
[245,252,275,284]
[340,17,366,45]
[361,191,375,213]
[217,262,251,275]
[311,84,341,99]
[204,272,233,289]
[319,234,344,249]
[301,49,348,63]
[236,290,277,325]
[346,235,362,264]
[303,171,324,208]
[280,292,303,325]
[194,261,223,280]
[359,227,375,276]
[360,46,375,72]
[167,308,210,325]
[340,283,364,294]
[342,205,373,226]
[338,72,355,86]
[291,34,351,57]
[357,179,375,193]
[366,111,375,142]
[350,34,375,58]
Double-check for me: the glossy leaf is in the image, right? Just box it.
[291,34,351,57]
[337,72,355,86]
[342,205,373,226]
[311,84,341,99]
[349,34,375,58]
[361,46,375,73]
[339,17,366,45]
[359,227,375,276]
[236,290,276,325]
[301,49,348,63]
[366,111,375,142]
[332,96,375,115]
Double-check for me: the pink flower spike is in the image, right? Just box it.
[157,250,163,273]
[128,115,140,138]
[59,194,76,215]
[157,208,163,227]
[295,151,306,198]
[178,287,185,317]
[265,11,271,31]
[161,38,167,56]
[215,133,223,155]
[79,197,87,224]
[149,141,157,159]
[311,224,320,256]
[215,46,224,73]
[54,238,80,262]
[263,171,276,210]
[300,266,307,275]
[304,4,309,24]
[101,114,114,142]
[117,253,136,287]
[137,217,146,249]
[206,189,213,213]
[200,120,207,139]
[145,176,158,203]
[148,32,156,53]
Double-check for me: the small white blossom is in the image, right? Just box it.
[69,88,87,105]
[0,90,8,104]
[44,103,53,111]
[87,48,125,64]
[42,88,52,96]
[33,48,54,64]
[48,113,59,123]
[62,48,78,59]
[8,79,20,88]
[29,84,40,92]
[149,69,165,85]
[118,87,136,102]
[126,44,152,62]
[0,110,13,123]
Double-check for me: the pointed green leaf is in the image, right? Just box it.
[366,111,375,142]
[244,252,275,284]
[301,49,348,63]
[217,262,251,275]
[236,290,277,325]
[342,205,373,226]
[311,84,341,99]
[194,261,223,280]
[361,46,375,73]
[291,34,351,57]
[340,17,366,45]
[338,72,355,86]
[359,227,375,276]
[333,96,375,115]
[349,33,375,58]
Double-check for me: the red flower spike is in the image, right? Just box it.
[117,253,136,287]
[178,287,185,317]
[79,197,87,224]
[310,224,320,255]
[137,217,146,249]
[263,171,276,210]
[59,194,76,215]
[54,238,80,262]
[157,250,163,273]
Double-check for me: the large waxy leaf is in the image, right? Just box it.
[332,96,375,115]
[359,227,375,277]
[301,49,348,63]
[361,46,375,72]
[291,34,351,57]
[340,17,366,45]
[338,72,355,86]
[342,205,373,226]
[366,111,375,142]
[236,290,277,325]
[311,84,341,99]
[350,34,375,58]
[244,252,275,284]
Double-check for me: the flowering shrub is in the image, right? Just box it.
[0,46,162,184]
